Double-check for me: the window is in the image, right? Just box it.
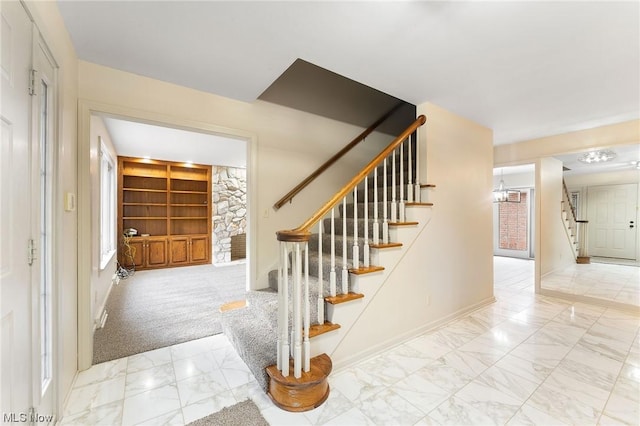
[99,137,116,269]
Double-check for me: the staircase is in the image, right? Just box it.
[561,179,590,264]
[220,116,434,411]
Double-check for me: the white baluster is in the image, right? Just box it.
[383,158,389,244]
[407,134,414,203]
[330,208,336,297]
[415,130,421,203]
[317,221,324,324]
[399,140,406,222]
[363,175,370,267]
[293,243,302,379]
[373,167,379,245]
[352,185,359,270]
[280,242,289,376]
[342,197,348,294]
[303,242,310,373]
[276,242,282,371]
[391,149,397,223]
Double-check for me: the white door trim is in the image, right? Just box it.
[76,100,258,371]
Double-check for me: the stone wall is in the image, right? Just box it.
[212,166,247,263]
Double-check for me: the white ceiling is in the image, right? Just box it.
[101,116,247,168]
[59,1,639,146]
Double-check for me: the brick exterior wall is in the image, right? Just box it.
[498,192,528,251]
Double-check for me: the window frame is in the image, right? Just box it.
[99,137,116,270]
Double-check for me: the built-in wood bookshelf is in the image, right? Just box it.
[118,156,211,270]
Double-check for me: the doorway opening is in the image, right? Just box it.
[77,102,256,369]
[492,164,536,297]
[493,164,536,260]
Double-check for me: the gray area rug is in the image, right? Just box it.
[93,262,247,364]
[186,399,269,426]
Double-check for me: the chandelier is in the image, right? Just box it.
[493,169,521,203]
[577,150,617,164]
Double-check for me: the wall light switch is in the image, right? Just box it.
[64,192,76,212]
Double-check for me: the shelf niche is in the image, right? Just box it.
[118,156,212,270]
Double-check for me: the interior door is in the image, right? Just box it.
[1,1,57,422]
[1,0,35,418]
[588,183,638,260]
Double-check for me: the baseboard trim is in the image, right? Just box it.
[93,274,119,331]
[331,295,497,373]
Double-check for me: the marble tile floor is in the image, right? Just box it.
[541,260,640,307]
[61,257,640,425]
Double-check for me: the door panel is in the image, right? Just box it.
[588,183,638,259]
[1,0,35,417]
[170,237,189,264]
[147,238,167,267]
[190,236,209,263]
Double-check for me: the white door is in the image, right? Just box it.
[1,1,57,422]
[587,183,638,260]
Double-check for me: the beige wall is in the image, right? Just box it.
[89,115,118,324]
[24,0,79,413]
[538,157,576,276]
[494,119,640,165]
[565,169,639,188]
[331,102,495,363]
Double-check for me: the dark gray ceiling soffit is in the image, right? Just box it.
[259,59,416,137]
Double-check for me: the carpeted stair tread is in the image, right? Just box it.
[220,294,278,392]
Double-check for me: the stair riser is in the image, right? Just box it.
[365,168,414,187]
[339,202,399,219]
[357,185,417,201]
[268,262,356,296]
[322,217,385,240]
[309,234,367,262]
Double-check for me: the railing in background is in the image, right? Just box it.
[273,103,405,210]
[275,115,426,378]
[562,180,589,263]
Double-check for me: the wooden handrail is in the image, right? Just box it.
[273,103,405,210]
[277,115,426,241]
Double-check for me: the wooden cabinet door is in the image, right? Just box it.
[147,238,168,267]
[122,239,144,268]
[170,237,190,265]
[190,235,209,263]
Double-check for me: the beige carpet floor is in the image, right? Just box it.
[93,262,247,364]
